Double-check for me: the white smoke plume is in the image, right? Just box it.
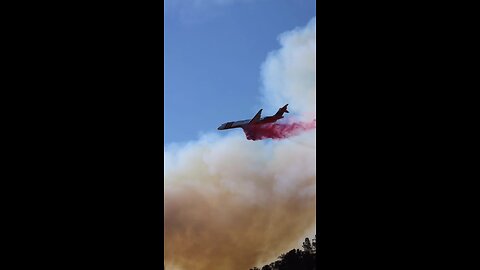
[165,17,316,270]
[261,18,316,119]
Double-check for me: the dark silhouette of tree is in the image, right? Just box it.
[312,235,317,254]
[279,249,302,269]
[269,260,282,270]
[250,234,317,270]
[302,238,313,254]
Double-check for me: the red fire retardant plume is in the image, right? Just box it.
[242,119,316,141]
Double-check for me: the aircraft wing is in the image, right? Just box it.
[248,109,262,124]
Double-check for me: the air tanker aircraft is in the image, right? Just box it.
[218,104,289,130]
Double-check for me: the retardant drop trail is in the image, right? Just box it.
[242,119,316,141]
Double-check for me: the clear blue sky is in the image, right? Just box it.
[164,0,316,144]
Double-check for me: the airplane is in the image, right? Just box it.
[217,104,289,130]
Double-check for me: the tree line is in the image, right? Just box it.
[249,235,317,270]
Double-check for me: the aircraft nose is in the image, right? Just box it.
[217,124,224,130]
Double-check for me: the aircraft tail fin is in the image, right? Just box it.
[249,109,262,124]
[274,104,289,117]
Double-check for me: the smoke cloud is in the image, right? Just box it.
[260,18,316,119]
[165,17,316,270]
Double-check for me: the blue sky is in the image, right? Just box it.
[164,0,316,144]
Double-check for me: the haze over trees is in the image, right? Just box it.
[249,235,317,270]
